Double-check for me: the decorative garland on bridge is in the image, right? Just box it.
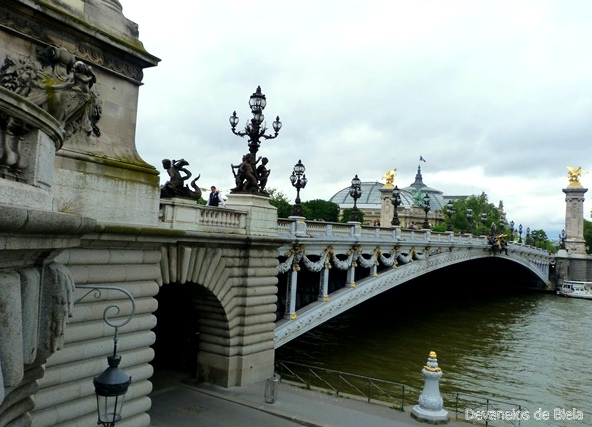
[277,244,430,274]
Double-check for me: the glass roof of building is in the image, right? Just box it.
[329,166,446,211]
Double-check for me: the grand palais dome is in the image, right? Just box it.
[329,166,447,211]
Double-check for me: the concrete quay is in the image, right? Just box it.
[149,376,477,427]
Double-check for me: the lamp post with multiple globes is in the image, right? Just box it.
[290,160,308,217]
[391,186,401,226]
[349,175,362,222]
[229,86,282,158]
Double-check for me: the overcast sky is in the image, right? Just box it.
[121,0,592,240]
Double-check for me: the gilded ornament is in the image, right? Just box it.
[382,169,397,187]
[566,166,588,187]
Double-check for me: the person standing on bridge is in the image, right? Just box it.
[208,186,226,207]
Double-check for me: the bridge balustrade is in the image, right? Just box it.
[159,198,248,232]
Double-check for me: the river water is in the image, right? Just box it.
[275,278,592,426]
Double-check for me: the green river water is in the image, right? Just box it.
[275,280,592,426]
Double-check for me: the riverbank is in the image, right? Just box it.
[149,376,477,426]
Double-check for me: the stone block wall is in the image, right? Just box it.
[31,244,162,427]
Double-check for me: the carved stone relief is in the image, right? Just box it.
[0,48,102,138]
[0,47,102,181]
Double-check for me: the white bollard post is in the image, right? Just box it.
[411,351,450,424]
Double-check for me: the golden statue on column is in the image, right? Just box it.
[566,166,587,187]
[382,169,397,188]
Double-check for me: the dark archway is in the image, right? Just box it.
[151,282,201,389]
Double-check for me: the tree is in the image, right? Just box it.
[584,219,592,254]
[447,193,502,235]
[525,229,556,251]
[302,199,339,222]
[267,188,292,219]
[340,208,365,224]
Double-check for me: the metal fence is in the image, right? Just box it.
[454,393,525,427]
[275,360,414,411]
[275,360,526,426]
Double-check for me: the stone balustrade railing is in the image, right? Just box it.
[277,217,551,256]
[159,198,247,233]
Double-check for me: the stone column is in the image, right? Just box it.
[563,184,588,255]
[380,186,394,227]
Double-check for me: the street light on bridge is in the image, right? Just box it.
[510,220,515,241]
[349,175,362,222]
[446,201,455,232]
[422,193,431,229]
[480,212,488,235]
[289,159,307,217]
[229,86,282,157]
[518,224,523,243]
[465,208,473,234]
[391,185,401,226]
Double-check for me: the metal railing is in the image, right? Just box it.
[454,392,526,426]
[275,360,413,411]
[276,360,527,426]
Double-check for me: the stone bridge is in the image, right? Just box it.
[0,2,554,426]
[273,219,552,348]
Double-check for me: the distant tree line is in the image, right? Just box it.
[267,188,340,222]
[269,188,557,251]
[584,219,592,254]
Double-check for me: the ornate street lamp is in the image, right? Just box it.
[229,86,282,157]
[479,212,488,235]
[446,201,455,232]
[518,223,523,243]
[465,208,473,234]
[348,174,362,222]
[391,185,401,226]
[526,227,531,244]
[510,220,515,241]
[422,193,431,229]
[289,159,307,217]
[76,286,135,427]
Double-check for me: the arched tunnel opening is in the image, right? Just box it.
[150,282,201,391]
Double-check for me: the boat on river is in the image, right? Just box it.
[558,281,592,299]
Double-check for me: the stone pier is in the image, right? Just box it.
[0,2,286,426]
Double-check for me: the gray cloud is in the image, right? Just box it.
[123,0,592,240]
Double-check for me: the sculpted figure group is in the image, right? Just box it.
[231,153,270,194]
[160,158,202,200]
[159,153,271,203]
[0,46,102,138]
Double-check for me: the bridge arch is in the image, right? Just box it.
[158,242,279,386]
[274,241,551,348]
